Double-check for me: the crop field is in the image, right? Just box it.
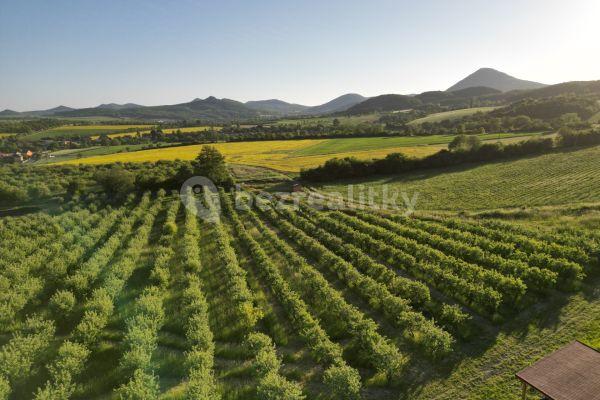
[316,144,600,211]
[0,133,16,138]
[36,144,175,165]
[407,107,498,126]
[21,125,153,140]
[55,132,546,172]
[270,113,383,126]
[0,188,598,400]
[91,126,222,140]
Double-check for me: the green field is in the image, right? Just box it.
[22,124,152,140]
[407,107,498,126]
[316,145,600,211]
[291,132,543,156]
[36,143,175,164]
[270,113,382,126]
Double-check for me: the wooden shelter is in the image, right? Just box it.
[516,341,600,400]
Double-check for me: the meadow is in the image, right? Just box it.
[55,132,546,172]
[316,144,600,211]
[0,187,597,400]
[21,125,153,140]
[407,107,498,125]
[269,113,382,126]
[91,126,222,140]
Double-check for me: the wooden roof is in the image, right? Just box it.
[516,341,600,400]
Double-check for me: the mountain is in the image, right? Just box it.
[345,94,422,114]
[56,96,260,122]
[447,68,547,92]
[0,105,76,117]
[245,99,309,115]
[96,103,144,110]
[0,109,21,117]
[305,93,367,115]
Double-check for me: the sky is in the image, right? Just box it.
[1,0,599,111]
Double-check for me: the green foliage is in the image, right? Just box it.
[0,376,9,400]
[49,290,76,318]
[115,370,159,400]
[257,372,305,400]
[93,166,135,196]
[192,145,235,188]
[323,364,362,400]
[448,134,482,152]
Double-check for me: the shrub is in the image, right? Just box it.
[257,372,305,400]
[115,370,159,400]
[49,290,76,318]
[323,364,361,400]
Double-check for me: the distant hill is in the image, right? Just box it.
[305,93,367,115]
[447,68,547,92]
[56,96,260,122]
[345,94,421,114]
[0,109,21,117]
[0,105,76,118]
[96,103,144,110]
[245,99,309,115]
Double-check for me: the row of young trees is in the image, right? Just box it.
[266,205,454,356]
[34,192,164,399]
[114,197,180,399]
[294,205,472,337]
[180,191,220,399]
[425,216,586,284]
[65,194,151,296]
[243,203,408,377]
[220,190,362,399]
[245,333,305,400]
[330,211,527,306]
[398,215,584,287]
[0,316,56,399]
[355,211,558,291]
[0,208,100,329]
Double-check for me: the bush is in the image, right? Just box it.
[115,370,159,400]
[49,290,76,318]
[323,364,362,400]
[257,372,305,400]
[0,376,9,400]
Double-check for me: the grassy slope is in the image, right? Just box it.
[407,107,498,126]
[53,133,546,172]
[317,145,600,211]
[22,124,152,140]
[270,113,382,126]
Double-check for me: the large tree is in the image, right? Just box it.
[192,145,234,188]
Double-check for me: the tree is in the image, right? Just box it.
[192,146,234,188]
[93,166,135,197]
[449,134,482,152]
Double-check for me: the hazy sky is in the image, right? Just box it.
[1,0,599,111]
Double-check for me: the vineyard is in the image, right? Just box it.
[0,190,598,400]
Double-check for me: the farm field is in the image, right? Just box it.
[407,107,498,126]
[269,113,383,126]
[315,144,600,211]
[55,132,547,172]
[0,189,598,400]
[91,126,222,140]
[21,125,153,140]
[36,143,176,164]
[0,133,16,138]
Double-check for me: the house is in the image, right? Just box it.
[292,183,303,193]
[516,341,600,400]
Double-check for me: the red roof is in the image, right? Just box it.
[516,341,600,400]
